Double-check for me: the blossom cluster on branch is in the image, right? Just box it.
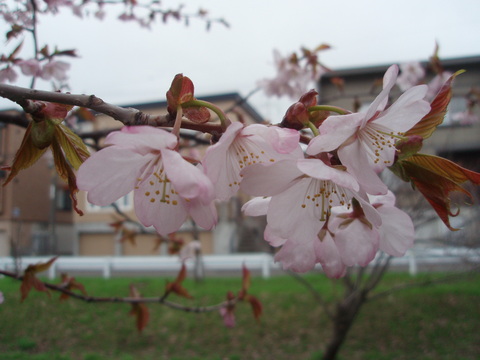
[2,63,477,279]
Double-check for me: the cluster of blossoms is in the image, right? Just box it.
[0,59,70,84]
[257,46,330,99]
[78,64,432,278]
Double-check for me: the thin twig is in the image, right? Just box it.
[0,269,235,312]
[364,253,392,292]
[286,270,333,320]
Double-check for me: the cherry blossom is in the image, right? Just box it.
[202,121,302,201]
[307,64,430,195]
[41,60,70,81]
[240,157,381,272]
[369,191,414,256]
[327,204,381,268]
[17,59,42,77]
[77,126,217,236]
[0,67,18,83]
[396,61,425,91]
[257,49,323,99]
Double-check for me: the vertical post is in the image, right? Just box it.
[408,249,417,276]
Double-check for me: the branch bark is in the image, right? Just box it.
[0,83,224,135]
[0,268,236,313]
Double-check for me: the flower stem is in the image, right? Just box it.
[172,105,183,138]
[308,105,350,115]
[183,99,231,130]
[306,121,320,137]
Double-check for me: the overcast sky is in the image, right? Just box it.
[2,0,480,121]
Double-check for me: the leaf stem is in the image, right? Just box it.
[308,105,350,115]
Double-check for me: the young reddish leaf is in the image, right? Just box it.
[244,294,263,322]
[390,153,480,230]
[183,106,211,124]
[2,123,48,186]
[73,107,96,122]
[166,233,184,255]
[240,263,251,296]
[166,74,195,115]
[164,263,193,299]
[314,43,331,52]
[129,284,149,333]
[20,256,58,302]
[406,70,464,139]
[59,273,88,301]
[119,227,137,246]
[152,236,165,252]
[55,124,90,170]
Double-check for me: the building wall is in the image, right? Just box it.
[0,117,75,256]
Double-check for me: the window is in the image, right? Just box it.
[86,192,134,212]
[56,187,73,211]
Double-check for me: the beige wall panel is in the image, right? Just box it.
[79,234,114,255]
[123,234,160,255]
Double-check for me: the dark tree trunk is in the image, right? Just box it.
[322,289,368,360]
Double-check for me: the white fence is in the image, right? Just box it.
[0,247,478,279]
[0,253,276,279]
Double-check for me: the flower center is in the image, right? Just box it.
[136,165,181,206]
[362,124,405,165]
[300,179,351,221]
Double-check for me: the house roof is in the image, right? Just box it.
[119,92,265,124]
[320,55,480,80]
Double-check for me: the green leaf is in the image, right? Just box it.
[2,123,47,186]
[55,124,90,170]
[51,140,83,215]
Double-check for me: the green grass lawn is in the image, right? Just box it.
[0,271,479,360]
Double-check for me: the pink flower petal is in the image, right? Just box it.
[162,149,214,204]
[77,147,152,206]
[240,160,303,197]
[338,140,388,195]
[377,205,414,256]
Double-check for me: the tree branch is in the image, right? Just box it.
[0,83,172,126]
[287,270,333,320]
[0,269,236,312]
[0,83,225,136]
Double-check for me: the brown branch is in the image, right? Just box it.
[364,253,392,292]
[0,84,225,136]
[0,269,236,312]
[286,270,333,320]
[0,83,172,126]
